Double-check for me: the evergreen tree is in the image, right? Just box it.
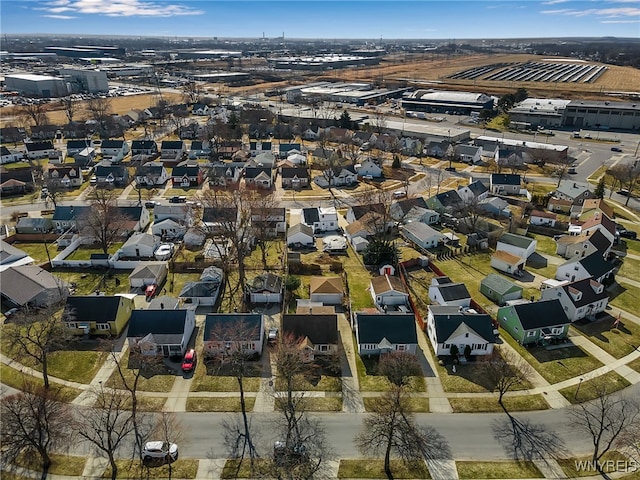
[594,177,606,199]
[339,110,352,129]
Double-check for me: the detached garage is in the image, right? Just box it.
[128,262,168,289]
[480,273,523,305]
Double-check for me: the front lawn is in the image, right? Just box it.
[11,452,86,476]
[456,460,543,479]
[338,459,431,479]
[608,282,640,316]
[572,316,640,359]
[557,451,629,478]
[363,396,429,413]
[190,358,262,392]
[102,459,199,479]
[559,370,631,404]
[0,364,81,401]
[105,351,177,392]
[186,397,256,412]
[449,394,549,413]
[296,396,343,411]
[355,351,426,392]
[500,330,603,384]
[617,256,640,283]
[46,349,108,384]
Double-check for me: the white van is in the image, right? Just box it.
[393,190,407,199]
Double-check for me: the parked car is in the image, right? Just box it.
[268,328,278,345]
[169,195,187,203]
[181,349,196,372]
[393,190,407,199]
[611,147,623,152]
[145,201,159,208]
[142,441,178,463]
[620,230,638,240]
[145,284,157,299]
[274,441,307,467]
[617,189,632,197]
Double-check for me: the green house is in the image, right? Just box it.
[480,273,523,305]
[63,294,134,336]
[497,299,570,346]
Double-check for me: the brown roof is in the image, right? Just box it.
[531,210,557,219]
[310,276,343,294]
[548,197,572,206]
[370,275,407,295]
[493,250,523,265]
[556,234,589,245]
[582,199,614,220]
[296,305,336,315]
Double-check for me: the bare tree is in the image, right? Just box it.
[60,97,78,124]
[372,111,387,133]
[569,382,640,477]
[182,81,203,104]
[480,348,533,413]
[79,189,130,254]
[250,195,282,270]
[86,97,112,134]
[5,300,71,389]
[19,102,49,127]
[75,384,135,480]
[1,381,73,480]
[355,387,450,480]
[150,412,183,480]
[377,351,421,389]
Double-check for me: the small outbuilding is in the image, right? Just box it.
[480,273,523,304]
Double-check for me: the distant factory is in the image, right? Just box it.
[268,54,380,71]
[44,45,125,58]
[5,67,109,97]
[285,82,408,106]
[176,50,243,60]
[401,90,494,115]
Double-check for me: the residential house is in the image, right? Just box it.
[491,250,526,276]
[135,162,169,186]
[347,203,387,224]
[540,278,608,321]
[314,165,358,188]
[547,197,573,215]
[0,126,28,144]
[15,217,53,235]
[428,277,471,307]
[426,189,463,213]
[247,272,283,304]
[251,207,286,237]
[490,173,521,195]
[403,206,440,226]
[202,207,237,235]
[302,207,339,233]
[425,140,450,158]
[30,125,59,140]
[310,147,338,165]
[580,199,615,222]
[179,266,224,306]
[189,140,210,159]
[555,230,612,259]
[555,252,617,284]
[94,162,129,187]
[249,141,272,156]
[457,180,489,203]
[281,167,310,189]
[208,163,243,187]
[400,137,422,156]
[352,131,377,147]
[570,212,617,246]
[100,140,129,162]
[250,152,276,168]
[245,167,273,189]
[183,227,206,249]
[389,197,429,223]
[25,141,57,160]
[356,159,383,178]
[480,273,523,304]
[160,140,186,163]
[309,276,344,305]
[282,314,339,361]
[217,141,244,160]
[344,212,382,245]
[555,181,595,205]
[282,153,307,166]
[151,218,186,240]
[355,313,418,355]
[278,142,302,158]
[52,205,149,234]
[63,294,134,336]
[203,313,264,358]
[0,177,31,197]
[498,299,570,346]
[119,233,161,258]
[0,265,67,307]
[454,144,482,164]
[370,274,408,309]
[192,103,209,116]
[1,145,24,164]
[426,305,495,357]
[46,165,82,188]
[73,146,95,166]
[530,210,557,227]
[128,262,168,289]
[497,233,537,260]
[155,204,193,226]
[131,140,158,156]
[303,127,321,141]
[128,309,196,357]
[400,222,445,250]
[479,197,511,218]
[287,223,314,248]
[171,162,204,187]
[52,205,89,232]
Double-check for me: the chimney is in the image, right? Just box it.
[530,295,534,302]
[160,303,164,310]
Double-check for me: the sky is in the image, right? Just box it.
[1,0,639,40]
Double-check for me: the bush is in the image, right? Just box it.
[284,275,301,292]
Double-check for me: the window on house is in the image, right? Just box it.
[319,345,329,352]
[396,345,406,351]
[66,322,77,329]
[444,343,450,349]
[527,330,537,337]
[97,323,110,330]
[514,326,519,333]
[551,327,564,335]
[465,333,469,337]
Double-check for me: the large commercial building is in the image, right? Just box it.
[401,90,494,115]
[4,73,68,97]
[508,98,571,128]
[563,100,640,131]
[268,55,380,71]
[285,82,408,105]
[58,68,109,93]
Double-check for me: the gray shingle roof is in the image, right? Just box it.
[282,314,338,345]
[432,313,495,343]
[356,313,418,345]
[203,313,262,342]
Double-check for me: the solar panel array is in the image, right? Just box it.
[449,62,607,84]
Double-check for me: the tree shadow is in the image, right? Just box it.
[492,413,567,463]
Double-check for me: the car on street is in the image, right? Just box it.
[393,190,407,199]
[145,201,159,208]
[617,189,632,197]
[611,147,623,152]
[169,195,187,203]
[145,284,157,299]
[181,349,196,372]
[142,441,178,463]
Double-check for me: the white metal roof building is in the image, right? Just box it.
[5,73,68,97]
[401,90,494,114]
[508,98,571,128]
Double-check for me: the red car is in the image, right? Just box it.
[145,284,157,299]
[181,349,196,372]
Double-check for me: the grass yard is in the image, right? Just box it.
[338,459,431,479]
[559,370,631,404]
[627,356,640,373]
[46,349,107,384]
[527,233,558,257]
[65,242,124,261]
[186,396,256,412]
[449,394,549,413]
[245,240,285,270]
[608,282,640,316]
[11,453,86,476]
[105,351,177,392]
[166,271,202,297]
[275,373,342,392]
[557,451,629,478]
[296,396,343,411]
[164,188,200,198]
[572,317,640,359]
[52,269,132,296]
[355,351,426,392]
[616,256,640,283]
[0,364,81,401]
[221,459,274,479]
[434,253,496,310]
[190,358,262,392]
[10,242,54,264]
[404,267,435,317]
[343,247,375,311]
[131,397,167,411]
[456,460,543,479]
[102,459,199,479]
[500,329,604,384]
[363,396,429,413]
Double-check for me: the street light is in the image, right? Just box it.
[575,377,584,400]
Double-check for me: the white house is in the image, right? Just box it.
[119,233,161,258]
[454,144,482,164]
[540,278,608,322]
[302,207,339,233]
[428,277,472,307]
[491,250,526,276]
[287,223,314,247]
[355,313,418,356]
[192,103,209,116]
[400,222,444,250]
[100,140,129,162]
[128,262,168,289]
[490,173,521,195]
[555,252,616,284]
[356,159,383,178]
[370,274,409,308]
[571,212,617,246]
[426,305,495,357]
[151,218,186,240]
[314,166,358,188]
[496,233,537,260]
[555,230,611,259]
[136,162,170,186]
[1,146,23,164]
[530,210,557,227]
[309,276,344,305]
[25,142,57,160]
